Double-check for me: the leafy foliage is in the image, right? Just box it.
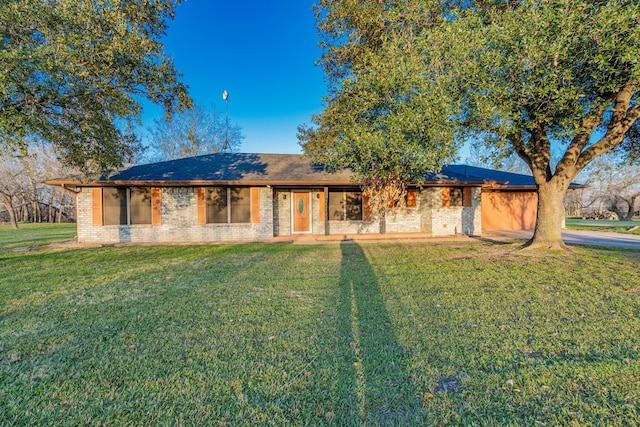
[0,0,191,173]
[442,0,640,248]
[299,1,459,215]
[304,0,640,247]
[440,0,640,177]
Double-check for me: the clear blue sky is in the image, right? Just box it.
[140,1,326,155]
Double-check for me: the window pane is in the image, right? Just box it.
[328,190,363,221]
[450,188,463,207]
[207,188,228,223]
[345,191,363,220]
[103,188,127,225]
[130,187,152,225]
[328,190,345,220]
[230,187,251,223]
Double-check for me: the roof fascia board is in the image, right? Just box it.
[45,179,494,187]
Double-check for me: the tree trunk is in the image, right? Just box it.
[34,200,41,223]
[620,207,634,221]
[620,195,636,221]
[1,199,19,230]
[525,181,569,251]
[607,197,628,221]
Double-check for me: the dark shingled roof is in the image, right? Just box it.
[441,164,537,187]
[103,153,353,184]
[41,152,578,189]
[93,153,542,187]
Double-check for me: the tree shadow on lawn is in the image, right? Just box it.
[335,242,421,425]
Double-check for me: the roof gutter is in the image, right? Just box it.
[61,183,79,195]
[39,180,80,195]
[44,179,495,188]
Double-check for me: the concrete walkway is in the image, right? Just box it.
[484,229,640,250]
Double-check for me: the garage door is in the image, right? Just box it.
[481,191,538,231]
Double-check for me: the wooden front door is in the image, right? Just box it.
[293,192,311,233]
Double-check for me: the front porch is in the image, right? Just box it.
[272,232,444,243]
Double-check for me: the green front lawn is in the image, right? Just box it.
[0,223,77,253]
[566,218,640,235]
[1,226,639,425]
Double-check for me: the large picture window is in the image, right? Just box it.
[329,190,363,221]
[130,188,152,224]
[102,187,152,225]
[207,187,251,224]
[103,188,127,225]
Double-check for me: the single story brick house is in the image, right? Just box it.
[46,153,553,244]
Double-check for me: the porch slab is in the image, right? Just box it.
[271,232,469,244]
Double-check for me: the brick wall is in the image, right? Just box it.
[430,187,482,236]
[78,185,483,243]
[273,190,290,236]
[310,190,325,235]
[275,188,431,236]
[78,187,273,244]
[385,190,430,233]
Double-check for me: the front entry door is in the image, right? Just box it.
[293,192,311,233]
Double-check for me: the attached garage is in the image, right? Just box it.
[481,190,538,231]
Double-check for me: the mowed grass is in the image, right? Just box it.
[0,223,77,252]
[1,225,639,426]
[566,219,640,235]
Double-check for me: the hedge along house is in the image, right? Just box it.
[45,153,548,244]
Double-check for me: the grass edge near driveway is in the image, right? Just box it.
[565,218,640,235]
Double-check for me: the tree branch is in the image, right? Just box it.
[577,91,640,171]
[523,114,552,183]
[556,102,609,177]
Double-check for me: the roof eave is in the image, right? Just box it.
[46,179,498,187]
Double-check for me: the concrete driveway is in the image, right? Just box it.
[484,229,640,250]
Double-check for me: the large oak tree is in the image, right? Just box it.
[1,0,191,173]
[445,0,640,249]
[299,1,460,215]
[302,0,640,249]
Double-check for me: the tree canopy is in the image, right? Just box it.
[299,1,459,214]
[302,0,640,248]
[0,0,191,173]
[145,105,244,162]
[441,0,640,248]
